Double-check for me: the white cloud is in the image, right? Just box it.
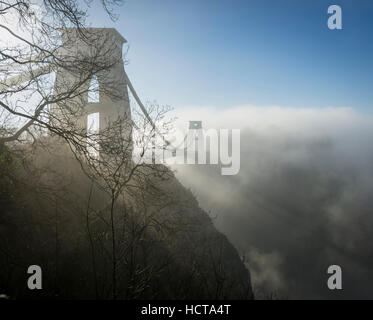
[171,104,373,133]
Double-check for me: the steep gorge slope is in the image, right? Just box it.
[0,142,253,299]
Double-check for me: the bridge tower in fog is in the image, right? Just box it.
[50,28,131,142]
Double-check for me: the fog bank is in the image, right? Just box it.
[172,106,373,299]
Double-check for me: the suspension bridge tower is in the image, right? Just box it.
[50,28,131,140]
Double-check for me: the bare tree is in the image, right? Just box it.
[0,0,124,146]
[0,0,185,301]
[80,100,177,299]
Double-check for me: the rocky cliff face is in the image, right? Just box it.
[0,142,253,299]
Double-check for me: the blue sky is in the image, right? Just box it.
[88,0,373,111]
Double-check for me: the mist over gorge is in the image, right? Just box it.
[173,106,373,299]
